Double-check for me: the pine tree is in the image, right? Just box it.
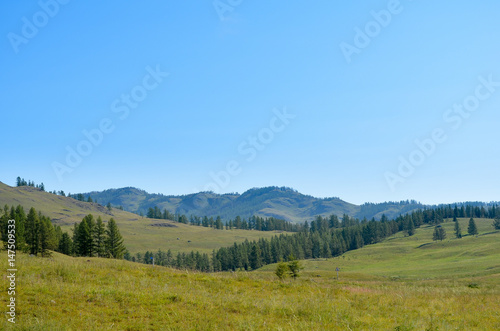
[25,207,40,255]
[407,218,415,236]
[105,218,126,259]
[432,226,446,241]
[93,216,106,257]
[287,255,303,279]
[75,219,92,256]
[39,216,57,256]
[454,217,462,239]
[249,243,262,270]
[82,214,95,256]
[467,217,478,236]
[0,206,11,249]
[492,217,500,230]
[275,261,289,280]
[59,232,73,255]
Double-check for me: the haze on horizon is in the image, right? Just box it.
[2,1,499,205]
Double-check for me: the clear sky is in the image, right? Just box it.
[1,0,499,205]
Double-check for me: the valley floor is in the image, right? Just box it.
[1,219,499,330]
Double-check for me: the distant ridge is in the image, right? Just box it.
[82,186,428,223]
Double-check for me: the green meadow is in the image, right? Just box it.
[1,218,499,330]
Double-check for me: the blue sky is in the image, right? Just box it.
[1,0,499,205]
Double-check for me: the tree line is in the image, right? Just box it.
[146,206,302,232]
[1,204,64,256]
[70,214,126,258]
[0,205,126,259]
[130,214,404,272]
[16,177,45,191]
[130,204,499,272]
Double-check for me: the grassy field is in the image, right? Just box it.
[86,219,285,255]
[0,182,284,255]
[1,218,499,330]
[261,218,500,281]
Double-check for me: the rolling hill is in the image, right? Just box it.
[82,186,427,222]
[0,182,283,254]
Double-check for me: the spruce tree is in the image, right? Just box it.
[249,243,262,270]
[39,216,57,257]
[105,218,126,259]
[76,219,92,256]
[82,214,96,256]
[432,226,446,241]
[275,261,289,280]
[287,255,303,279]
[454,217,462,239]
[93,216,106,257]
[25,208,40,255]
[407,218,415,236]
[59,232,73,255]
[467,217,478,236]
[493,217,500,230]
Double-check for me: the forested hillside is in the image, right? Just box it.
[82,186,429,222]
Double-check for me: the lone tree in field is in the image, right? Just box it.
[275,261,289,281]
[453,216,462,239]
[493,217,500,230]
[432,226,446,241]
[105,218,126,259]
[287,255,304,279]
[467,217,478,236]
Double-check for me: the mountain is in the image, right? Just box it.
[82,186,426,222]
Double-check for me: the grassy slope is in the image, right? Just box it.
[265,218,500,282]
[0,182,283,255]
[1,219,499,330]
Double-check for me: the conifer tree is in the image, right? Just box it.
[492,217,500,230]
[93,216,106,257]
[467,217,478,236]
[39,216,57,256]
[59,232,73,255]
[287,255,303,279]
[454,216,462,239]
[275,261,289,280]
[25,207,40,255]
[75,219,92,256]
[407,218,415,236]
[432,226,446,241]
[105,218,126,259]
[249,243,262,270]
